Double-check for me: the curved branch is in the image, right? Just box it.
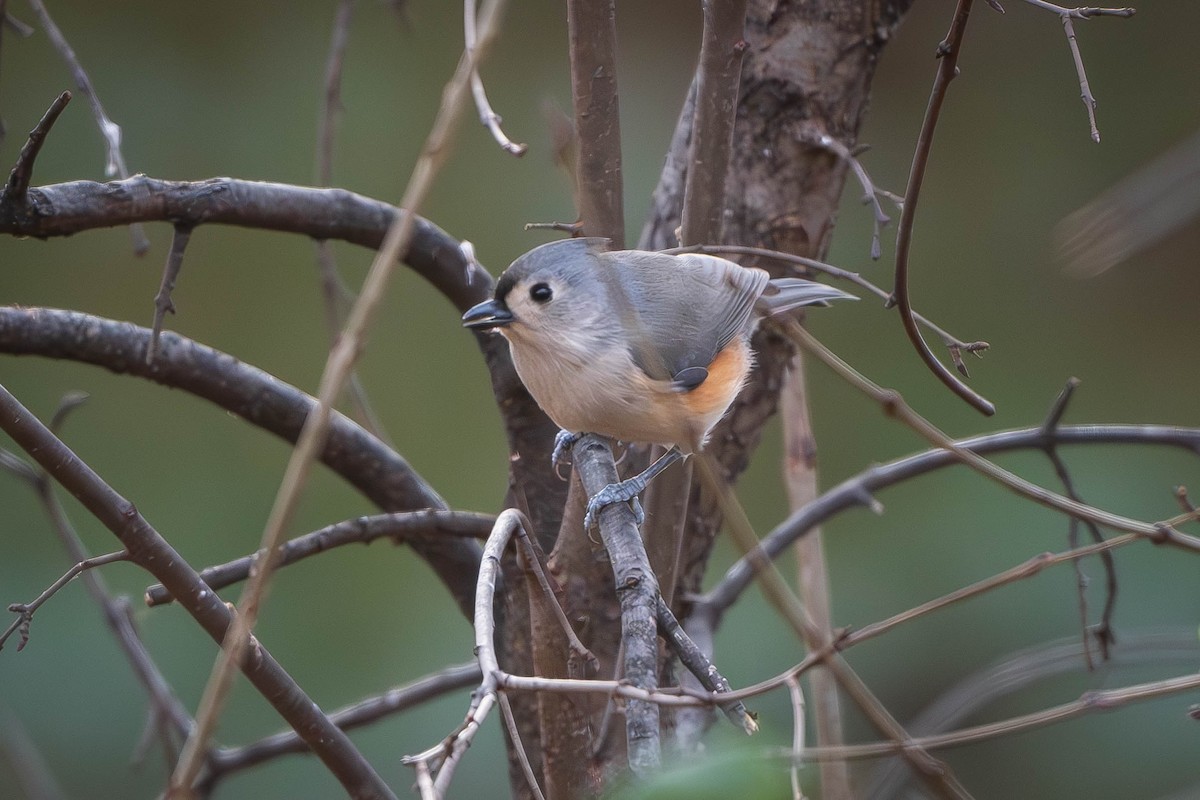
[0,174,491,311]
[0,306,483,618]
[700,423,1200,616]
[893,0,996,415]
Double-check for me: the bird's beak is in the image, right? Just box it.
[462,299,515,330]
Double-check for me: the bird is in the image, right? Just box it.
[463,237,855,529]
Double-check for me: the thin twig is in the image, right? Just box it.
[311,0,397,447]
[147,225,191,364]
[145,510,494,606]
[4,8,35,37]
[893,0,996,415]
[512,518,599,676]
[1,550,129,650]
[799,669,1200,762]
[25,0,149,253]
[464,0,526,155]
[1039,378,1117,667]
[498,693,546,800]
[17,404,194,751]
[317,0,354,189]
[1013,3,1134,142]
[839,533,1139,652]
[655,596,756,734]
[3,90,70,200]
[798,127,894,260]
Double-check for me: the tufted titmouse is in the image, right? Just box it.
[463,237,855,528]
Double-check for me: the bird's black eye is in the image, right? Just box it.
[529,283,553,303]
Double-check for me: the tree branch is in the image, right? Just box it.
[702,422,1200,616]
[0,307,483,618]
[892,0,996,415]
[145,510,495,607]
[565,0,623,244]
[0,382,395,800]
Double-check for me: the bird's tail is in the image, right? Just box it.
[756,278,858,317]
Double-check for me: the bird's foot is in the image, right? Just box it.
[552,430,582,480]
[583,477,647,531]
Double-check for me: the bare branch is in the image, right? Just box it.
[145,510,494,607]
[780,352,851,799]
[402,510,522,795]
[317,0,354,188]
[464,0,526,156]
[805,666,1200,762]
[1012,3,1135,142]
[0,175,492,312]
[24,0,148,252]
[0,383,395,799]
[2,550,128,650]
[0,307,482,617]
[4,8,34,37]
[1038,378,1117,667]
[565,0,623,244]
[893,0,996,415]
[147,224,191,364]
[655,596,756,734]
[679,0,748,245]
[3,90,70,201]
[702,421,1200,622]
[789,321,1200,547]
[797,127,894,260]
[571,434,661,773]
[512,517,598,676]
[785,675,806,800]
[498,694,545,800]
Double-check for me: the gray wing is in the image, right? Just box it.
[598,250,768,387]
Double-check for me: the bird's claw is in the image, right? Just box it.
[583,481,646,530]
[552,430,582,480]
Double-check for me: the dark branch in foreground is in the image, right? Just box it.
[4,90,71,200]
[0,306,483,618]
[0,383,395,800]
[0,175,491,311]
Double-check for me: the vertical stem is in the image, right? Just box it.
[565,0,624,246]
[781,351,853,799]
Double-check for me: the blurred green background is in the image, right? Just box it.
[1,2,1198,798]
